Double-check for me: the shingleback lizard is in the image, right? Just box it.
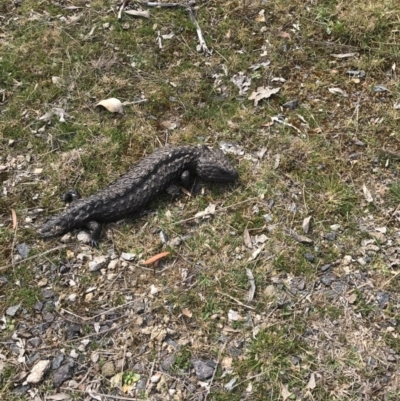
[39,145,238,244]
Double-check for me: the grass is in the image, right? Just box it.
[1,0,400,400]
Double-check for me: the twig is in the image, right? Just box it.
[67,322,130,343]
[186,5,212,55]
[0,245,68,272]
[231,371,266,390]
[61,387,139,401]
[119,0,211,55]
[171,195,262,225]
[246,268,256,302]
[382,271,400,287]
[216,291,255,310]
[145,359,156,392]
[204,342,226,401]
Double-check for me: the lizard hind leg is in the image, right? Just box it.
[84,220,102,247]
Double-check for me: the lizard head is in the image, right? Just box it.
[195,146,238,182]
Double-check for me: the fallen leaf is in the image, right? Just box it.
[255,9,265,22]
[347,293,357,304]
[307,372,316,389]
[289,229,313,244]
[328,87,348,97]
[362,184,373,203]
[302,216,312,234]
[231,72,251,95]
[25,360,51,384]
[247,244,265,261]
[11,209,17,229]
[243,227,253,249]
[142,252,170,265]
[47,394,72,401]
[224,377,237,390]
[124,10,150,18]
[96,98,124,114]
[249,86,280,106]
[331,52,358,58]
[281,383,292,400]
[182,308,192,318]
[228,309,240,321]
[195,203,216,218]
[277,31,291,40]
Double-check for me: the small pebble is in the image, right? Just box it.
[325,232,336,241]
[305,253,315,262]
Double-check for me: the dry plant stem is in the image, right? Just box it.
[61,387,139,401]
[171,195,262,225]
[216,291,255,310]
[246,268,256,301]
[145,359,156,393]
[120,0,210,55]
[0,245,68,272]
[186,6,212,55]
[204,342,226,401]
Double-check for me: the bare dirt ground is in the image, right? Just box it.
[1,1,400,400]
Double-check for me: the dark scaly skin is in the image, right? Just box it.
[39,145,238,244]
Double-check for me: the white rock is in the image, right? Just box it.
[121,252,136,261]
[25,360,51,384]
[89,256,109,272]
[108,259,119,270]
[150,372,162,383]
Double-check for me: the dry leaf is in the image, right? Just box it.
[302,216,312,234]
[328,87,348,97]
[47,394,71,401]
[255,9,265,22]
[363,184,373,203]
[96,98,124,114]
[281,383,292,400]
[142,251,170,265]
[246,268,256,301]
[277,31,291,40]
[11,209,17,229]
[243,227,253,249]
[195,203,216,219]
[331,52,358,58]
[347,293,357,304]
[228,309,240,321]
[289,229,313,244]
[124,10,150,18]
[182,308,192,318]
[307,372,316,389]
[25,360,51,384]
[249,86,280,106]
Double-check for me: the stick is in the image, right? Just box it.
[0,245,68,272]
[61,387,139,401]
[120,1,211,55]
[246,268,256,302]
[216,291,255,310]
[186,6,212,55]
[171,196,262,225]
[204,342,226,401]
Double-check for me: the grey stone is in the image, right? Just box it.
[325,232,337,241]
[52,358,75,387]
[16,243,30,258]
[52,354,65,370]
[191,359,216,381]
[305,253,315,262]
[28,337,42,347]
